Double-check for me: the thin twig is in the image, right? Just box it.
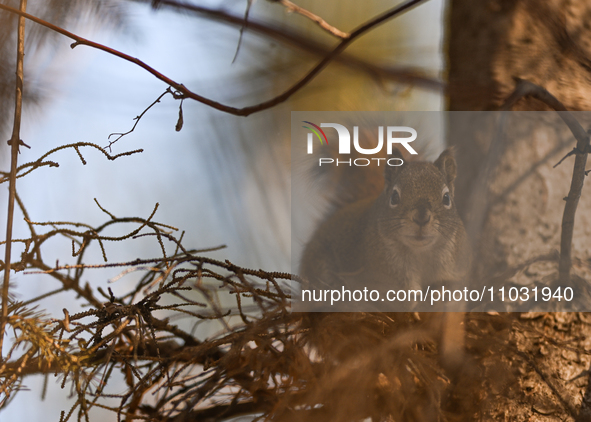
[0,0,430,117]
[1,0,27,362]
[500,79,590,284]
[272,0,350,39]
[231,0,253,63]
[94,198,117,220]
[107,88,173,150]
[0,142,143,184]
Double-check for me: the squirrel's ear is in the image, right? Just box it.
[384,147,404,186]
[434,147,457,194]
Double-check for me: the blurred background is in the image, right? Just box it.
[0,0,445,418]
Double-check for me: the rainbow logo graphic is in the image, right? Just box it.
[302,121,328,146]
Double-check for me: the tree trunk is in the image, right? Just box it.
[446,0,591,418]
[448,0,591,281]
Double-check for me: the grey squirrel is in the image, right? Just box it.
[299,147,471,308]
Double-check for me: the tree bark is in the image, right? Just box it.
[448,0,591,277]
[447,1,591,418]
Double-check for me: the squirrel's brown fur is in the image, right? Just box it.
[300,147,470,304]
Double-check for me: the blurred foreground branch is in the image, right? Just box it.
[1,0,27,363]
[0,0,432,117]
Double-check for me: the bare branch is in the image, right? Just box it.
[0,142,143,184]
[107,88,174,150]
[1,0,27,363]
[271,0,350,39]
[500,79,590,285]
[0,0,431,117]
[149,0,443,91]
[231,0,253,63]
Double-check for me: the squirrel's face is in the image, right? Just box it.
[375,148,461,251]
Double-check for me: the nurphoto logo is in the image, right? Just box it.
[302,122,417,166]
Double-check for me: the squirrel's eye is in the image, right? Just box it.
[442,187,451,208]
[390,188,401,207]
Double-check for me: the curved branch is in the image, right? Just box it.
[146,0,443,91]
[0,0,431,116]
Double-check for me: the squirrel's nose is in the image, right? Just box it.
[412,208,431,227]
